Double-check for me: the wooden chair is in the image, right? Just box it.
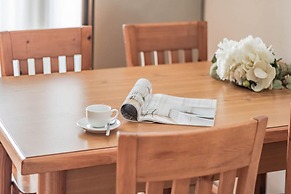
[0,26,92,76]
[286,103,291,194]
[117,116,268,194]
[0,26,92,194]
[0,143,12,194]
[122,21,207,66]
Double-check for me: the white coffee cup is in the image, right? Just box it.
[86,104,119,128]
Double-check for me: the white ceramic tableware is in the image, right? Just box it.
[77,118,120,134]
[86,104,119,128]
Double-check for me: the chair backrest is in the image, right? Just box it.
[122,21,207,66]
[0,26,92,76]
[117,116,268,194]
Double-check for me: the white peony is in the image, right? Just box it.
[238,36,275,65]
[214,38,239,80]
[246,61,276,92]
[212,35,276,92]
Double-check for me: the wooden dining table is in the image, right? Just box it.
[0,61,290,194]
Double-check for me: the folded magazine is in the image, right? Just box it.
[120,78,217,127]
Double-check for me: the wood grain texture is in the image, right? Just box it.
[123,21,207,66]
[0,26,93,194]
[116,116,268,194]
[0,62,289,172]
[0,62,290,193]
[38,171,66,194]
[286,103,291,194]
[0,26,92,76]
[11,162,38,193]
[0,143,12,194]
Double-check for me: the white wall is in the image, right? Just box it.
[204,0,291,63]
[0,0,82,31]
[0,1,46,31]
[93,0,202,69]
[205,1,290,193]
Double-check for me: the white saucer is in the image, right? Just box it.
[77,118,120,134]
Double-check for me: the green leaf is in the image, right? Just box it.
[211,55,217,63]
[272,79,284,89]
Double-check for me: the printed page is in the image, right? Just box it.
[120,78,152,121]
[140,94,217,127]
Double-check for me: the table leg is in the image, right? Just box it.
[38,171,66,194]
[0,143,12,194]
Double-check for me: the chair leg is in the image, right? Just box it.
[0,143,12,194]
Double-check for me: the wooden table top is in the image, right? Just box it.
[0,61,290,175]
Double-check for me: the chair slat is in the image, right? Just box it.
[123,21,207,66]
[153,51,158,65]
[165,50,172,64]
[146,181,164,194]
[171,178,191,194]
[178,49,185,63]
[43,57,51,74]
[217,170,236,194]
[192,49,199,62]
[74,54,82,72]
[139,52,145,66]
[12,60,20,76]
[27,58,36,76]
[58,56,66,73]
[195,175,214,193]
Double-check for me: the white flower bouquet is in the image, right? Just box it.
[210,35,291,92]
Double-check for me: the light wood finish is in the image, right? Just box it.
[123,21,207,66]
[0,143,12,194]
[38,172,66,194]
[286,103,291,194]
[0,62,290,193]
[0,26,92,194]
[11,164,38,194]
[0,26,92,76]
[117,116,267,194]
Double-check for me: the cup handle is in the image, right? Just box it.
[111,109,119,121]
